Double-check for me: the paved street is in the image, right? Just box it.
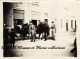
[4,32,76,57]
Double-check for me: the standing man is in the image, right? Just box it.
[51,21,55,37]
[43,20,49,41]
[29,22,36,42]
[3,24,9,47]
[9,28,17,47]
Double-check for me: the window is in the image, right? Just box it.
[71,20,73,28]
[13,9,24,19]
[66,20,68,31]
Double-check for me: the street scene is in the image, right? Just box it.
[3,2,77,57]
[4,32,76,57]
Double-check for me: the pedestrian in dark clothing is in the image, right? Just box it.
[9,29,17,47]
[3,28,9,47]
[70,38,77,57]
[36,22,43,39]
[43,22,49,41]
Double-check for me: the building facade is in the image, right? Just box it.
[3,2,76,34]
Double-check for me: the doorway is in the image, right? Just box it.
[13,9,24,33]
[31,20,37,27]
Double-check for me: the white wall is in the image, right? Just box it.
[6,1,78,32]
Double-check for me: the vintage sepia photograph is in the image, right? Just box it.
[3,1,77,57]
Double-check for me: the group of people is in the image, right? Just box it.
[28,21,50,42]
[3,20,55,47]
[3,28,17,47]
